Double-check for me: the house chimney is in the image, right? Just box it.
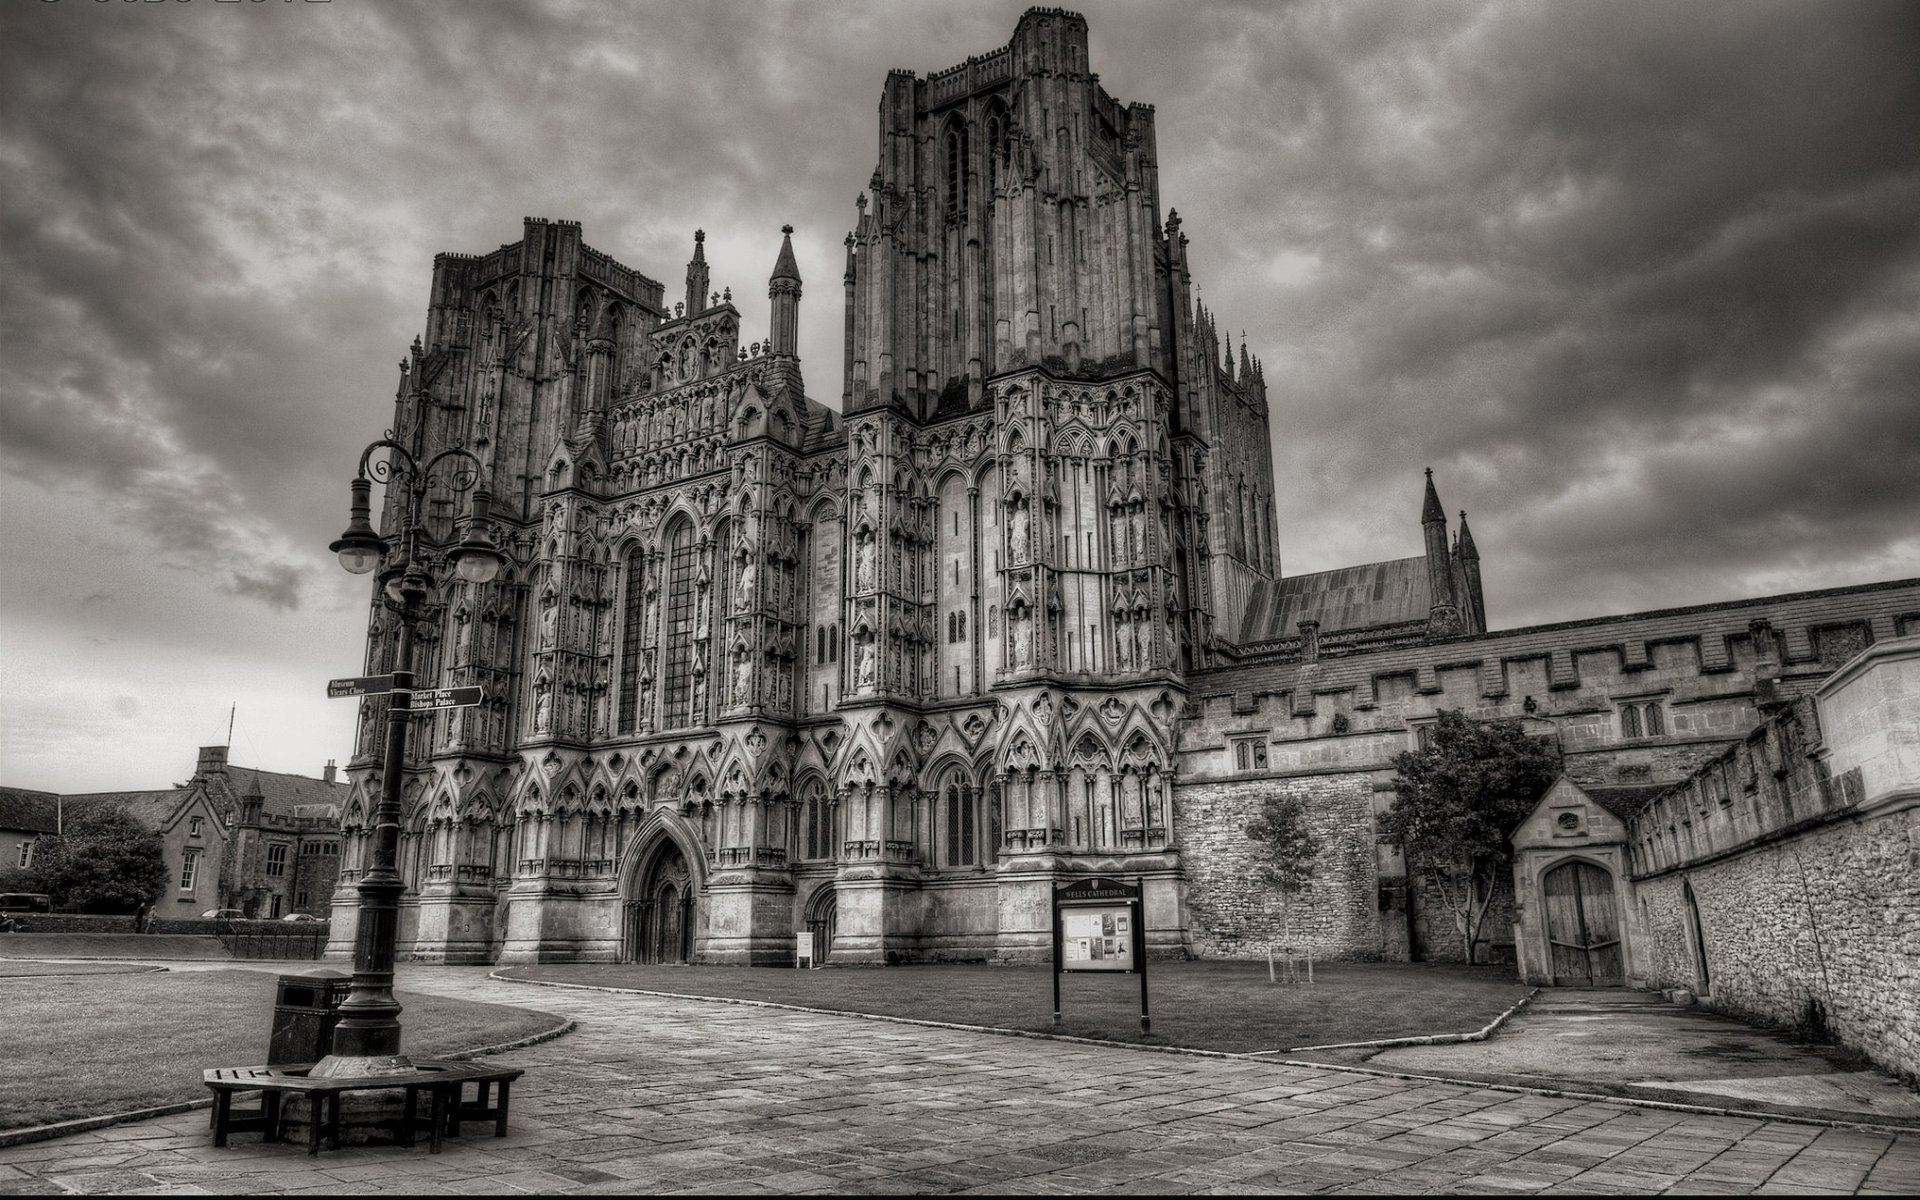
[323,759,337,785]
[195,746,228,780]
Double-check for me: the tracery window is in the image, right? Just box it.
[1621,704,1643,739]
[945,123,969,216]
[802,781,832,861]
[661,521,699,728]
[617,546,646,734]
[943,781,977,867]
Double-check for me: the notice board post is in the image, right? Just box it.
[1051,876,1150,1034]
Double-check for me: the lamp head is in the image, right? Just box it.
[329,475,385,575]
[450,487,504,584]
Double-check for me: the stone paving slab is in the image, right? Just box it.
[1,965,1915,1195]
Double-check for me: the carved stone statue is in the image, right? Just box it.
[736,559,755,611]
[539,599,558,649]
[1010,503,1029,562]
[733,656,752,707]
[855,535,876,591]
[857,640,876,690]
[534,689,552,733]
[1012,608,1033,669]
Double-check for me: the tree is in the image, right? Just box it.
[31,805,169,915]
[1246,793,1320,984]
[1383,709,1560,964]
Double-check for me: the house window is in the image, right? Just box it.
[296,891,309,909]
[1230,737,1269,773]
[1412,723,1436,752]
[266,844,289,878]
[1618,700,1667,739]
[190,816,204,837]
[180,852,198,892]
[269,895,282,919]
[16,840,33,869]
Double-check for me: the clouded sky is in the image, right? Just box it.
[3,0,1916,794]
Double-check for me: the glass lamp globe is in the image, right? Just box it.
[455,548,502,585]
[337,544,382,575]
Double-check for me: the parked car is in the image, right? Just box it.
[201,908,245,920]
[0,893,54,913]
[281,913,320,923]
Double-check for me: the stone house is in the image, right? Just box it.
[13,747,347,918]
[0,786,61,880]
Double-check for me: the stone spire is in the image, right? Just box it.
[769,225,802,358]
[684,229,709,317]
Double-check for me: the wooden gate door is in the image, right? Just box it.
[1542,860,1624,984]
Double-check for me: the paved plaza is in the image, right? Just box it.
[2,967,1917,1195]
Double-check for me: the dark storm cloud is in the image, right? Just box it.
[1,0,1914,645]
[1131,0,1920,621]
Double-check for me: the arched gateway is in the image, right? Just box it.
[624,836,697,964]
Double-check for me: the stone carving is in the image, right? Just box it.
[857,639,876,690]
[736,558,754,611]
[1011,606,1033,669]
[534,689,552,733]
[733,655,752,707]
[1009,502,1029,563]
[855,534,876,591]
[539,597,558,649]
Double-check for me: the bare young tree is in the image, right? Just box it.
[1246,793,1320,984]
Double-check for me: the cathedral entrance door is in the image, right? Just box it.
[1543,860,1623,985]
[626,839,695,964]
[805,886,837,965]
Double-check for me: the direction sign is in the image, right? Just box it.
[409,686,485,711]
[327,675,396,698]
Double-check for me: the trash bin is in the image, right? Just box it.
[269,970,351,1066]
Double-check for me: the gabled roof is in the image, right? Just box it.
[0,786,61,834]
[229,768,348,819]
[58,790,196,833]
[1239,556,1432,642]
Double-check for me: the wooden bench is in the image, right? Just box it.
[203,1059,523,1155]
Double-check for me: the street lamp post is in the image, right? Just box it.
[317,439,503,1079]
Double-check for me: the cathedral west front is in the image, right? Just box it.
[326,8,1920,971]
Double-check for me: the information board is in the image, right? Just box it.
[1050,876,1151,1032]
[1059,906,1134,972]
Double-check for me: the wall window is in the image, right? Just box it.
[943,782,977,867]
[180,852,198,892]
[296,891,308,910]
[1230,737,1269,773]
[661,520,700,728]
[1618,700,1666,739]
[617,546,647,735]
[269,895,282,919]
[189,816,204,837]
[16,840,33,869]
[266,843,289,878]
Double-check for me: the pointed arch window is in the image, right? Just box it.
[944,780,977,867]
[945,123,969,216]
[618,547,646,734]
[661,521,699,728]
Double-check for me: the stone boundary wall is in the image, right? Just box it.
[2,913,328,936]
[1633,800,1918,1081]
[1192,579,1920,722]
[1173,774,1380,959]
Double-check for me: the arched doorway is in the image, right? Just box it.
[1542,859,1623,985]
[1682,879,1711,996]
[805,885,838,966]
[623,837,696,964]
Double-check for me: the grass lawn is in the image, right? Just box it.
[503,959,1530,1055]
[3,969,566,1131]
